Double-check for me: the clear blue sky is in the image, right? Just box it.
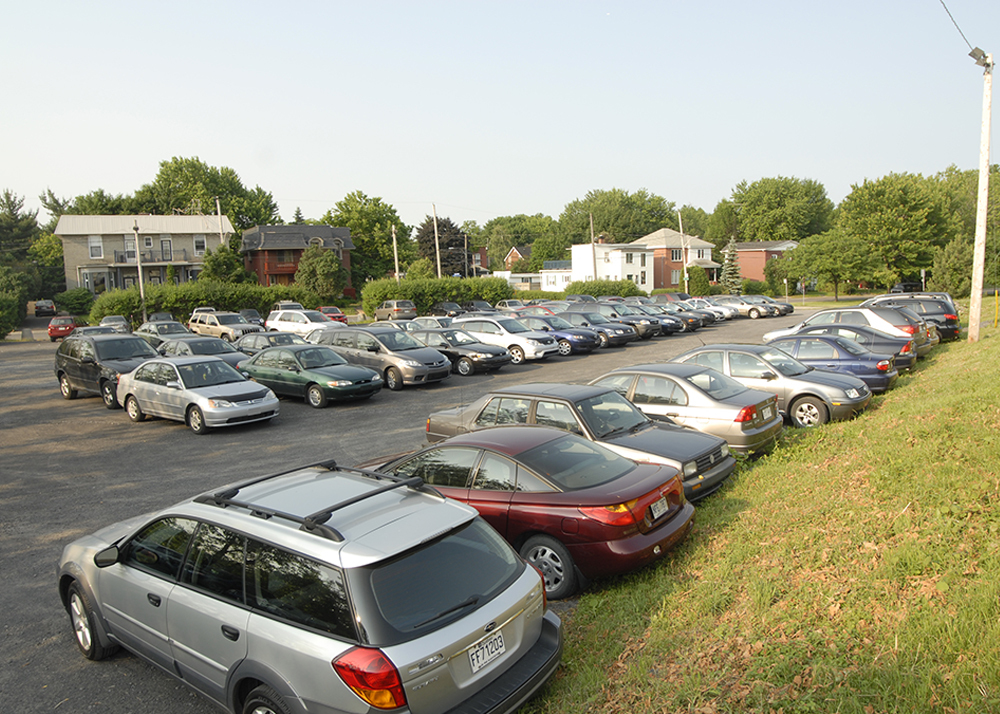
[3,0,997,232]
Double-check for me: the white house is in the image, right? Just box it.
[570,242,654,291]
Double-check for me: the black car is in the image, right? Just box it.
[133,320,192,347]
[556,311,638,347]
[563,303,659,339]
[54,334,159,408]
[239,308,265,326]
[429,301,467,317]
[410,328,512,375]
[515,315,602,355]
[233,331,308,356]
[764,323,918,372]
[461,300,498,313]
[158,336,251,369]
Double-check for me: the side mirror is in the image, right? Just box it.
[367,345,380,353]
[165,381,182,390]
[94,545,120,568]
[761,371,778,381]
[81,356,95,364]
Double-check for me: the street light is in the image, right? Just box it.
[967,47,993,343]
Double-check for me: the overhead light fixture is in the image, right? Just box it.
[969,47,988,66]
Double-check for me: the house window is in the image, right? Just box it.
[640,271,646,284]
[671,269,681,285]
[671,249,682,261]
[640,254,646,267]
[124,239,136,261]
[88,236,103,259]
[161,239,173,261]
[625,253,633,264]
[194,235,206,256]
[626,274,634,282]
[143,236,153,249]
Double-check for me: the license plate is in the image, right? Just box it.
[649,496,668,521]
[468,630,505,673]
[762,405,773,420]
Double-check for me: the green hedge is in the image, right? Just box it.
[740,279,771,296]
[88,281,323,328]
[361,277,514,316]
[0,292,19,339]
[54,288,95,317]
[562,279,644,298]
[512,289,564,301]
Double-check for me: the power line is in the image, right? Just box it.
[937,0,974,52]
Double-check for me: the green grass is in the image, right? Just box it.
[524,325,1000,714]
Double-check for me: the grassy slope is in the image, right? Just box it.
[526,325,1000,714]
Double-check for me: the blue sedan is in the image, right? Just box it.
[516,315,603,355]
[768,334,899,393]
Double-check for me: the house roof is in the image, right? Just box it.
[631,228,713,250]
[734,240,798,251]
[240,225,355,253]
[55,214,234,236]
[504,245,532,262]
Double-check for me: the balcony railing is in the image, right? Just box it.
[113,248,193,264]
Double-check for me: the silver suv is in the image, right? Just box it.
[188,311,263,341]
[58,462,562,714]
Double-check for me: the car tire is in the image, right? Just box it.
[100,380,120,409]
[509,346,526,365]
[125,395,145,422]
[59,373,77,400]
[50,336,56,342]
[748,308,761,319]
[187,406,208,435]
[242,685,292,714]
[306,384,328,408]
[557,339,573,356]
[790,396,828,428]
[456,357,474,376]
[385,367,403,391]
[67,581,117,661]
[598,332,609,348]
[520,535,577,600]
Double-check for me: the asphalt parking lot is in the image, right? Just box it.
[1,309,812,714]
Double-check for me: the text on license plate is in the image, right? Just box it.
[468,630,505,673]
[762,406,773,420]
[649,496,669,521]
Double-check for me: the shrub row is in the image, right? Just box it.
[361,277,514,316]
[562,279,644,298]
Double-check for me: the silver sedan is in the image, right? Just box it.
[117,356,279,434]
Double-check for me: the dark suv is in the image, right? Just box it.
[54,334,159,408]
[58,462,562,714]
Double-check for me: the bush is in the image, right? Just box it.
[513,289,564,301]
[741,279,771,296]
[54,287,95,317]
[563,279,644,298]
[0,291,20,339]
[361,277,514,316]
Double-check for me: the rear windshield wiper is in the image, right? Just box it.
[414,595,480,628]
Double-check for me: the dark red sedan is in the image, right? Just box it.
[48,316,80,341]
[360,426,694,599]
[318,306,348,323]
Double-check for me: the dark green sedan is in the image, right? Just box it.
[238,344,382,408]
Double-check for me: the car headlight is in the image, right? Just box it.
[527,339,541,346]
[720,443,730,458]
[844,388,860,399]
[640,319,651,324]
[207,398,236,408]
[613,329,625,335]
[327,380,352,387]
[402,359,421,367]
[682,461,698,478]
[471,352,489,359]
[371,375,382,381]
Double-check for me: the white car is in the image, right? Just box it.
[452,315,559,364]
[683,298,734,320]
[264,308,334,336]
[762,306,919,343]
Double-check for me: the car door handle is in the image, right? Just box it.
[221,626,240,642]
[147,594,162,607]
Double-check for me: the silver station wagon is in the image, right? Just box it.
[58,462,562,714]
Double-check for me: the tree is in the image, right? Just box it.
[704,199,740,251]
[838,173,953,288]
[199,244,256,283]
[480,214,559,269]
[38,188,73,233]
[294,245,349,300]
[719,237,742,293]
[0,189,39,264]
[783,229,874,300]
[27,232,66,297]
[415,216,466,277]
[686,265,711,296]
[527,233,571,271]
[291,207,305,224]
[558,188,677,244]
[403,257,436,281]
[678,205,710,240]
[931,237,974,297]
[731,176,834,242]
[322,191,411,285]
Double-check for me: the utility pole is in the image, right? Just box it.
[968,49,993,343]
[215,197,225,249]
[678,210,689,294]
[392,224,400,284]
[464,232,469,278]
[590,213,597,281]
[432,204,442,279]
[132,220,147,323]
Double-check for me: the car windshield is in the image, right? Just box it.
[442,329,478,345]
[832,337,868,356]
[545,316,574,329]
[95,338,158,360]
[217,314,249,325]
[53,317,74,325]
[302,311,330,322]
[297,346,347,368]
[576,391,649,438]
[683,369,748,401]
[241,310,261,318]
[158,323,189,334]
[439,303,461,310]
[614,305,639,315]
[177,360,246,388]
[517,434,634,491]
[505,300,524,307]
[189,340,237,355]
[269,333,306,346]
[102,316,127,324]
[496,319,528,334]
[758,347,811,376]
[583,313,610,325]
[377,331,424,350]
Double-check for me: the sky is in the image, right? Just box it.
[2,0,998,233]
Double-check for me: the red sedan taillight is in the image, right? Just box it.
[333,648,406,710]
[877,359,891,372]
[898,324,917,335]
[945,313,958,321]
[734,404,758,423]
[900,340,914,354]
[579,500,639,527]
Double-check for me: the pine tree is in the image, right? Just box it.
[720,237,742,294]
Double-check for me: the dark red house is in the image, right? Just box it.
[241,225,355,295]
